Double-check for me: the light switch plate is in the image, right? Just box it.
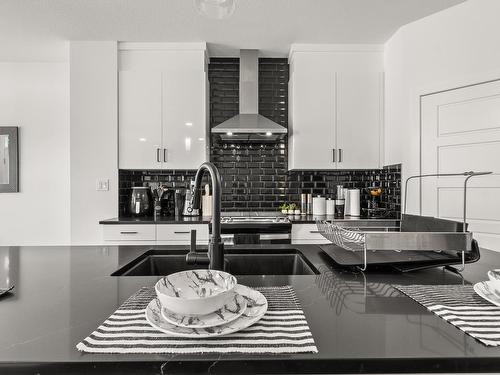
[96,179,109,191]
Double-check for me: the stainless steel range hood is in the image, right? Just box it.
[211,49,287,142]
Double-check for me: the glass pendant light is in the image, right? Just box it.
[194,0,236,20]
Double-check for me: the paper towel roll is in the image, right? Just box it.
[347,189,360,217]
[312,196,326,215]
[344,191,351,216]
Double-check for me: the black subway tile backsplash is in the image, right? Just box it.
[118,58,401,218]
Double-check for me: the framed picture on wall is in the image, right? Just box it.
[0,127,19,193]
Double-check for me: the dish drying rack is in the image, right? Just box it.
[316,171,492,272]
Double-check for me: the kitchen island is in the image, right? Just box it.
[1,244,500,374]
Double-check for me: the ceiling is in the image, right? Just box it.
[0,0,466,56]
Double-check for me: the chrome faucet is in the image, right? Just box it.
[185,162,224,270]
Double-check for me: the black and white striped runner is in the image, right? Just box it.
[76,286,318,354]
[395,284,500,346]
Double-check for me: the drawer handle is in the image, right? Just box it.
[120,231,138,234]
[309,230,320,233]
[174,231,190,234]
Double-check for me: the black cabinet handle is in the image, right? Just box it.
[174,231,190,234]
[339,148,343,163]
[156,148,161,162]
[163,148,167,162]
[332,148,336,163]
[120,231,138,234]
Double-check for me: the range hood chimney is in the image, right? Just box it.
[211,49,287,142]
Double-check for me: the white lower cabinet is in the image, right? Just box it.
[291,224,330,245]
[156,224,209,244]
[102,224,209,245]
[103,225,156,242]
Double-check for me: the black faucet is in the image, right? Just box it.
[185,162,224,270]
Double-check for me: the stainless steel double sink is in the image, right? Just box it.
[111,248,319,276]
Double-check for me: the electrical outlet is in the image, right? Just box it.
[96,179,109,191]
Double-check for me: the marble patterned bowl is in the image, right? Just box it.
[155,269,237,315]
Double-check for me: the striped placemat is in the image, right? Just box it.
[76,285,318,354]
[395,284,500,346]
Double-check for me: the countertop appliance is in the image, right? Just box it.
[182,180,200,216]
[220,211,291,244]
[129,187,153,217]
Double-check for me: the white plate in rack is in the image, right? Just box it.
[161,292,247,328]
[146,284,268,338]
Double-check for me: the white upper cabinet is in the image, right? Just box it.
[161,68,208,169]
[288,54,335,170]
[118,43,209,170]
[119,70,163,169]
[288,45,384,170]
[336,71,383,169]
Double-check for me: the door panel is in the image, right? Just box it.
[421,80,500,251]
[119,71,162,169]
[289,64,335,169]
[162,69,207,169]
[336,71,383,169]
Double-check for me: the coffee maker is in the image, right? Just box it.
[182,180,200,216]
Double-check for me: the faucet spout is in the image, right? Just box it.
[190,162,224,270]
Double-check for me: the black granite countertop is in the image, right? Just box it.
[99,216,212,224]
[100,215,399,225]
[1,244,499,374]
[287,214,400,224]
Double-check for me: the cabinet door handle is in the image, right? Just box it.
[332,149,336,163]
[338,149,343,163]
[120,231,138,234]
[156,148,161,163]
[163,148,167,162]
[174,231,190,234]
[309,230,321,233]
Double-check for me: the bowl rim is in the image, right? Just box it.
[155,269,237,301]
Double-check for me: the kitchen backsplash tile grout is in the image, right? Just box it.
[118,58,401,218]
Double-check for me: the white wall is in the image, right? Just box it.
[0,40,118,246]
[0,42,71,245]
[70,42,118,245]
[384,0,500,213]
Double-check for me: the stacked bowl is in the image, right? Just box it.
[145,269,268,337]
[474,269,500,306]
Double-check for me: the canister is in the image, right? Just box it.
[312,196,326,215]
[326,198,335,215]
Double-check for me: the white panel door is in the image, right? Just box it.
[119,71,162,169]
[421,80,500,251]
[288,62,335,169]
[336,71,383,169]
[162,68,207,169]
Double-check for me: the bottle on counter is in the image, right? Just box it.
[300,193,307,215]
[306,193,313,214]
[335,185,345,218]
